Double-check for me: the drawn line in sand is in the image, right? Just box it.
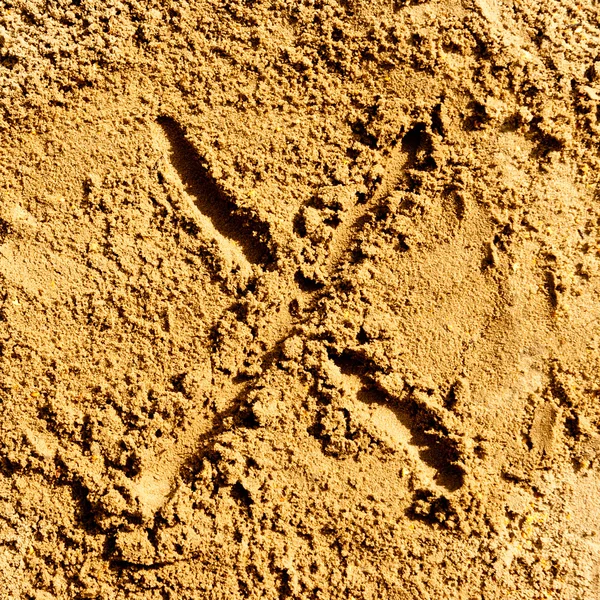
[152,116,273,268]
[332,353,465,492]
[303,123,428,280]
[125,119,464,546]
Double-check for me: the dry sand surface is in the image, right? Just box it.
[1,0,600,598]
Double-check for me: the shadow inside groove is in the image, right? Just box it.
[332,352,465,492]
[156,116,273,266]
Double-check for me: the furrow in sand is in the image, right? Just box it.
[133,127,420,518]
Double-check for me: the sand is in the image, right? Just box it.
[1,0,600,598]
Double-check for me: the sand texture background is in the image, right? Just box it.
[1,0,600,598]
